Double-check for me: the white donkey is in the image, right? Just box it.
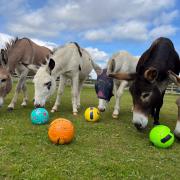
[92,51,138,118]
[33,42,93,115]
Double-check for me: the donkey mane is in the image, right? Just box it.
[72,42,82,57]
[4,37,19,52]
[53,42,82,57]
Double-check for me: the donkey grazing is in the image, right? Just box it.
[33,42,93,115]
[0,66,12,107]
[168,71,180,138]
[109,37,180,132]
[92,51,138,118]
[0,37,52,110]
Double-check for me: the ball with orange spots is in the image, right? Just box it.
[48,118,75,144]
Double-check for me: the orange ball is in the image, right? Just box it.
[48,118,75,144]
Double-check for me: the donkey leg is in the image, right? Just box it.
[153,91,164,125]
[77,79,85,109]
[174,97,180,139]
[71,74,79,115]
[51,75,66,113]
[112,82,118,118]
[8,67,29,110]
[153,108,160,125]
[21,82,28,107]
[112,80,128,118]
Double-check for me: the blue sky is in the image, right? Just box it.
[0,0,179,67]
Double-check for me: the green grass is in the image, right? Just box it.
[1,83,180,179]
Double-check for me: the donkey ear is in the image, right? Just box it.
[109,72,136,81]
[144,67,158,82]
[48,58,55,72]
[1,49,5,54]
[107,59,115,76]
[168,70,180,86]
[91,60,102,75]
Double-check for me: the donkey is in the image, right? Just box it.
[33,42,93,115]
[0,37,52,110]
[109,37,180,131]
[92,51,138,118]
[168,71,180,139]
[0,66,12,107]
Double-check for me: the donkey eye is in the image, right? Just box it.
[142,92,150,99]
[44,81,51,86]
[1,79,6,82]
[44,81,52,90]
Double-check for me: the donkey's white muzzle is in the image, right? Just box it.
[132,111,148,130]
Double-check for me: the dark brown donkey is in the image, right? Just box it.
[109,37,180,133]
[0,37,52,110]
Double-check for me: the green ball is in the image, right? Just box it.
[149,125,174,148]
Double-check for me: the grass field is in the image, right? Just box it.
[1,82,180,179]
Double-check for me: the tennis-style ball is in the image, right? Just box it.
[149,125,174,148]
[48,118,75,144]
[84,107,100,122]
[31,108,49,124]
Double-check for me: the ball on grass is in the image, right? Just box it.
[149,125,174,148]
[48,118,75,144]
[84,107,100,122]
[31,108,49,124]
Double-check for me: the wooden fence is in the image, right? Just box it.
[12,75,180,95]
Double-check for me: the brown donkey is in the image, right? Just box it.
[0,66,12,107]
[0,37,52,110]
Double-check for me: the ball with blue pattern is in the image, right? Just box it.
[31,108,49,124]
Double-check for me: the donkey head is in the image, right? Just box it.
[33,58,56,107]
[92,61,113,112]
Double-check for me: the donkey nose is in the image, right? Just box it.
[98,107,105,112]
[35,104,43,108]
[134,123,143,130]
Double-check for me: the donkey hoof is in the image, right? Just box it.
[7,107,14,111]
[73,112,78,116]
[112,114,118,119]
[51,109,57,113]
[21,103,27,107]
[153,121,160,126]
[174,130,180,140]
[175,134,180,140]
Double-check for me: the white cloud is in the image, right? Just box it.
[84,21,148,42]
[0,33,13,48]
[153,10,179,25]
[0,0,178,42]
[149,25,177,39]
[84,30,109,42]
[31,38,57,50]
[85,47,109,64]
[85,46,110,79]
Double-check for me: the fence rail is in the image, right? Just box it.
[12,75,180,94]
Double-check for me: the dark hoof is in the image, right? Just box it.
[174,132,180,140]
[7,107,14,111]
[153,122,160,126]
[175,136,180,141]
